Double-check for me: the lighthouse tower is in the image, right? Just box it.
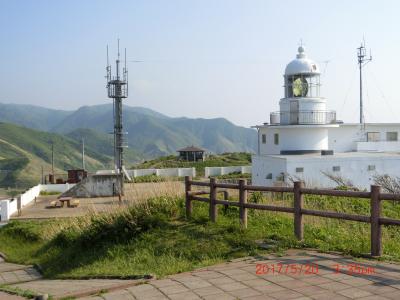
[269,46,337,154]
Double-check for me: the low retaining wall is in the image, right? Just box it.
[61,174,123,198]
[0,183,76,221]
[204,166,252,177]
[97,167,196,178]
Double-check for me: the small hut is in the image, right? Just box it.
[177,146,206,162]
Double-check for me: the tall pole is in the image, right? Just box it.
[357,42,372,126]
[359,60,363,124]
[106,41,129,195]
[51,141,54,176]
[81,137,85,170]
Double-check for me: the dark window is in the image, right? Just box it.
[262,134,267,144]
[368,165,376,171]
[387,132,398,141]
[295,167,304,173]
[274,133,279,145]
[266,173,272,179]
[367,132,380,142]
[332,166,340,172]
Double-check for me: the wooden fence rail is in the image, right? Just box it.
[184,176,400,257]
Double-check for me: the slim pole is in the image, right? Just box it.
[81,137,85,170]
[51,142,54,176]
[359,61,363,124]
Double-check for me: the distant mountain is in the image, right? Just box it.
[0,122,111,188]
[0,103,73,131]
[0,103,257,163]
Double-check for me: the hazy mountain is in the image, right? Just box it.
[0,103,257,162]
[0,103,73,131]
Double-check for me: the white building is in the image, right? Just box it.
[252,46,400,189]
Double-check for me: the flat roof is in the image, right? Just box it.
[253,122,400,128]
[262,151,400,161]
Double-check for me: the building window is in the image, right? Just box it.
[387,132,398,141]
[262,134,266,144]
[368,165,376,171]
[274,133,279,145]
[332,166,340,172]
[295,167,304,173]
[367,132,380,142]
[266,173,272,179]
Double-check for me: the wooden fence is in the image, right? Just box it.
[184,176,400,257]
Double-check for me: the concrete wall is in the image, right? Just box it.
[98,168,196,178]
[0,183,76,221]
[40,183,76,193]
[61,174,123,198]
[285,155,400,189]
[356,141,400,152]
[252,155,287,186]
[205,166,251,177]
[252,153,400,189]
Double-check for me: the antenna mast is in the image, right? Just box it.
[357,41,372,125]
[106,41,128,188]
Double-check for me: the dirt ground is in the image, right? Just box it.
[11,181,184,220]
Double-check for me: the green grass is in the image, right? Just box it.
[1,193,400,279]
[214,172,251,180]
[0,285,37,299]
[39,190,61,196]
[134,152,251,177]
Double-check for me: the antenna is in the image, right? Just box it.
[106,40,130,193]
[357,40,372,126]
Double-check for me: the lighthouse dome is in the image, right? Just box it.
[285,46,320,76]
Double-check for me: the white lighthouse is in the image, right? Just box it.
[252,46,400,188]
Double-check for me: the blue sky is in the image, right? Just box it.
[0,0,399,126]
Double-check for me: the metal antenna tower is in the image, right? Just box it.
[357,40,372,125]
[106,40,128,178]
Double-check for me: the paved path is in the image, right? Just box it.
[79,250,400,300]
[2,250,400,299]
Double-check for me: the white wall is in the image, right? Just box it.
[259,127,281,155]
[252,155,287,186]
[40,183,76,193]
[0,183,76,221]
[328,124,400,153]
[285,155,400,189]
[279,127,329,152]
[122,167,196,178]
[205,166,252,177]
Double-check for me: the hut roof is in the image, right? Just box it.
[177,146,205,152]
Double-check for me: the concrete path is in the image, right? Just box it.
[80,250,400,300]
[0,255,144,299]
[2,250,400,299]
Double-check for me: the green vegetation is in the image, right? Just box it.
[0,285,37,299]
[1,191,400,279]
[39,190,61,196]
[134,152,251,177]
[0,122,112,188]
[0,103,257,159]
[214,172,251,180]
[133,174,178,183]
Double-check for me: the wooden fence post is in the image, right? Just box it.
[239,179,248,228]
[371,185,382,257]
[294,181,304,240]
[209,177,217,222]
[223,190,229,213]
[185,176,192,219]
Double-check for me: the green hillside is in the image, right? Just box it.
[0,122,112,188]
[0,103,257,160]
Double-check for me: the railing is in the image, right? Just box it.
[270,110,336,125]
[184,176,400,257]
